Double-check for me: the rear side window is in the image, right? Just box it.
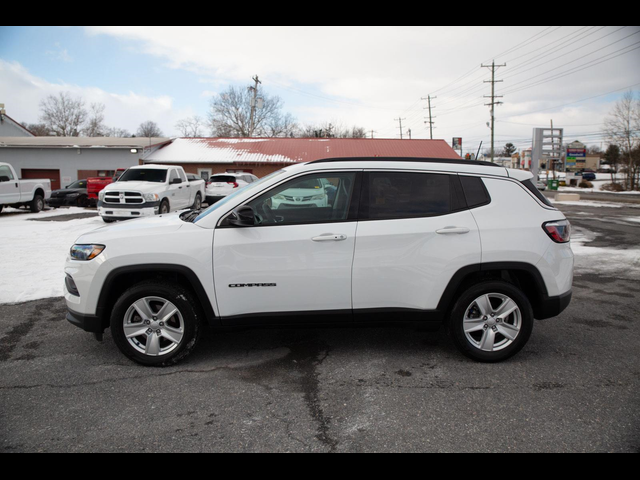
[521,179,554,207]
[460,176,491,208]
[361,172,466,220]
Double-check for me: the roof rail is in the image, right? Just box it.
[306,157,502,168]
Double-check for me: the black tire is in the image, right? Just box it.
[159,199,170,215]
[110,281,203,367]
[30,194,45,213]
[102,217,116,223]
[191,193,202,210]
[0,205,3,214]
[77,195,89,208]
[449,281,534,363]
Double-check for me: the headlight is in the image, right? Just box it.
[70,244,106,261]
[143,193,159,202]
[310,194,325,200]
[98,191,105,201]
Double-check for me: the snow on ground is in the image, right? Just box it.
[549,199,629,209]
[0,208,105,304]
[554,173,640,195]
[571,227,640,279]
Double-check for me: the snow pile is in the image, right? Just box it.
[0,208,104,304]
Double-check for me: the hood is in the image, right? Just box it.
[75,212,185,244]
[104,181,166,194]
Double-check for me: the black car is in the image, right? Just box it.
[47,179,90,208]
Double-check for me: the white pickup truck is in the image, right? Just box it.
[0,162,52,214]
[98,165,205,223]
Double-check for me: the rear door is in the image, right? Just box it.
[352,170,481,314]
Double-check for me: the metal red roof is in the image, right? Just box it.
[147,137,461,164]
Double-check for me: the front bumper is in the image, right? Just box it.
[66,308,108,334]
[98,201,159,219]
[47,196,80,207]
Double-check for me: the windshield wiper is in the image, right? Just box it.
[180,209,201,223]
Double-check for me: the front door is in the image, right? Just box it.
[213,171,359,322]
[0,164,20,204]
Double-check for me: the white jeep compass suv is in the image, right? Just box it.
[64,158,573,366]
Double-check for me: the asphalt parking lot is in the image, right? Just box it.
[1,201,639,453]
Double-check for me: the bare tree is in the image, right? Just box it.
[603,91,640,190]
[175,116,205,137]
[265,112,298,138]
[83,103,107,137]
[208,84,287,137]
[21,123,51,136]
[136,121,163,138]
[299,121,367,138]
[105,127,132,138]
[39,91,87,136]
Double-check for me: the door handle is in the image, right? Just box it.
[436,226,470,234]
[312,234,347,242]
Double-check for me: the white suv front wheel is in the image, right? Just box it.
[449,281,534,362]
[110,281,202,366]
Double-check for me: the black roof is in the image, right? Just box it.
[307,157,501,168]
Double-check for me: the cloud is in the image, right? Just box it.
[79,26,639,148]
[45,43,73,63]
[0,59,188,136]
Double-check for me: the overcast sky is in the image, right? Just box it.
[1,26,639,156]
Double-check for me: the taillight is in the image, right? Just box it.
[228,181,239,188]
[543,220,571,243]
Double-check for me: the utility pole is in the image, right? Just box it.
[395,117,406,139]
[370,129,377,139]
[421,95,436,139]
[481,61,506,162]
[248,75,262,137]
[407,128,412,140]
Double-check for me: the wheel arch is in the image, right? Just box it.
[96,264,217,332]
[437,262,550,320]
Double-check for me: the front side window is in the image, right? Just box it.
[245,172,356,226]
[361,171,465,220]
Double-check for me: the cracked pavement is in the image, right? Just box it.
[1,202,639,452]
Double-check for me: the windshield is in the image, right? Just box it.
[67,180,87,189]
[118,169,167,183]
[210,175,238,183]
[194,170,285,223]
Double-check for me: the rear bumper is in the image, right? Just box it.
[534,289,572,320]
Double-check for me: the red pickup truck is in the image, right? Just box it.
[87,169,125,207]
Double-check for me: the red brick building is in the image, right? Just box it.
[142,137,462,180]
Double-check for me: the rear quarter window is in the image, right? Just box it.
[521,179,554,207]
[460,176,491,208]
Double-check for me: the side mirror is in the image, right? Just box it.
[171,178,183,185]
[228,206,255,227]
